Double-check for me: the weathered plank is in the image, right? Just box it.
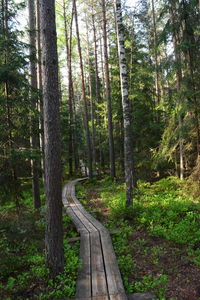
[63,179,127,300]
[90,231,108,297]
[66,206,88,235]
[76,233,91,299]
[100,232,126,296]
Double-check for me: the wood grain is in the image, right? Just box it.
[63,179,127,300]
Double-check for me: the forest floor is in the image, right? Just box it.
[1,176,200,300]
[77,176,200,300]
[0,187,80,299]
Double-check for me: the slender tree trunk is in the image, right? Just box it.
[63,0,73,176]
[151,0,161,108]
[39,0,64,277]
[73,0,93,178]
[102,0,116,178]
[114,0,134,206]
[28,0,41,209]
[92,13,104,170]
[169,0,184,179]
[36,0,45,185]
[86,19,96,173]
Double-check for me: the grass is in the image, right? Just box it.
[78,176,200,299]
[0,187,80,300]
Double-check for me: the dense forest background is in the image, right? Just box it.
[1,0,200,201]
[1,0,200,299]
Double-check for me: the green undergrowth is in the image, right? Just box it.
[0,187,80,299]
[79,176,200,299]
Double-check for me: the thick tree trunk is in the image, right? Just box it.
[102,0,115,178]
[73,0,93,178]
[114,0,134,206]
[28,0,41,209]
[39,0,64,277]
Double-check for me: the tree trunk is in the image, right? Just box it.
[73,0,93,178]
[92,13,104,170]
[114,0,134,206]
[28,0,41,209]
[151,0,161,108]
[102,0,116,178]
[39,0,64,277]
[169,0,184,179]
[36,0,45,185]
[86,18,96,173]
[63,0,73,176]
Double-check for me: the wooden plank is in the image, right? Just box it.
[64,179,127,300]
[66,207,88,235]
[71,205,97,234]
[100,232,127,297]
[62,183,68,206]
[76,233,91,299]
[67,237,80,243]
[71,194,109,234]
[90,231,108,297]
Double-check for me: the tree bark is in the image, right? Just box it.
[114,0,134,206]
[28,0,41,209]
[36,0,45,185]
[63,0,74,176]
[86,18,97,173]
[39,0,64,277]
[102,0,116,178]
[73,0,93,178]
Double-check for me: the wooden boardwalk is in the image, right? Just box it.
[62,179,127,300]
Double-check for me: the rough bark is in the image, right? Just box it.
[39,0,64,277]
[73,0,93,178]
[114,0,134,206]
[102,0,116,178]
[28,0,41,209]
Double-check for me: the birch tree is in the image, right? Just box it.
[102,0,116,178]
[114,0,134,206]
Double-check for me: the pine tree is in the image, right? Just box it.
[39,0,64,277]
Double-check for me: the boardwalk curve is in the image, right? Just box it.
[62,179,127,300]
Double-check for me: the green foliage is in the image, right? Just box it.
[86,176,200,298]
[133,274,168,299]
[0,187,80,299]
[96,177,200,247]
[0,0,34,203]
